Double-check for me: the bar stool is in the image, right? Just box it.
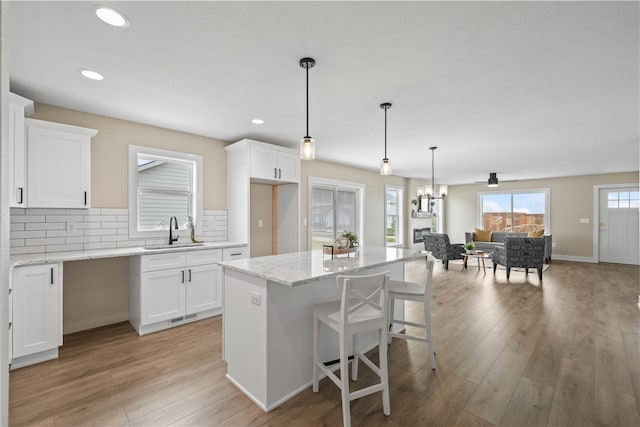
[312,271,391,427]
[388,254,436,370]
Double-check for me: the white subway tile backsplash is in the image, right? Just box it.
[10,223,25,231]
[11,246,46,255]
[10,239,25,247]
[84,242,117,250]
[101,208,128,215]
[11,215,45,223]
[9,207,227,255]
[46,244,83,253]
[12,230,46,239]
[25,223,65,231]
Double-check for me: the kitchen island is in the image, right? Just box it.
[219,246,425,412]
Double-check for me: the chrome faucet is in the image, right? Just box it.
[169,216,179,245]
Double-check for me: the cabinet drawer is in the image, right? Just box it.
[223,246,249,260]
[141,253,187,272]
[187,249,222,266]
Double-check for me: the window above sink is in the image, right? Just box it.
[128,145,203,239]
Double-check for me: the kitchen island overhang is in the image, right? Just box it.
[219,247,426,412]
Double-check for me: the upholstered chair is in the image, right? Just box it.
[423,233,465,270]
[491,237,545,280]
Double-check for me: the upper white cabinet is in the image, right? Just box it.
[25,118,98,208]
[249,141,300,184]
[226,139,300,255]
[8,93,34,207]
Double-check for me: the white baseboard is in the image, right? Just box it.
[549,254,597,263]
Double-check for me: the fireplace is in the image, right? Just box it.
[413,227,432,244]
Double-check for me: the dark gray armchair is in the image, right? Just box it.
[423,233,465,270]
[491,237,545,280]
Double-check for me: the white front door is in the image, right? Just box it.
[598,187,639,265]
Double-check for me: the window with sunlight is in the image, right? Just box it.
[385,185,403,246]
[479,189,549,232]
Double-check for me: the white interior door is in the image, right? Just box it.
[598,187,639,265]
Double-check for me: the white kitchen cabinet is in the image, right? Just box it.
[11,263,62,369]
[222,246,249,261]
[25,118,98,208]
[8,93,34,207]
[129,248,223,335]
[226,139,300,255]
[249,140,300,184]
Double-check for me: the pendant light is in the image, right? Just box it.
[379,102,392,175]
[299,57,316,160]
[419,146,447,213]
[488,172,499,187]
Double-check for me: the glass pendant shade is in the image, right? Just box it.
[425,185,433,197]
[380,158,392,175]
[300,136,315,160]
[439,185,448,197]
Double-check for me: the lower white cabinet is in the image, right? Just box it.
[129,249,223,335]
[11,263,62,369]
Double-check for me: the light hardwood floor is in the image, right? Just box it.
[9,260,640,426]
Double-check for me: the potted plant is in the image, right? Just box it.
[464,242,475,254]
[341,230,359,248]
[410,198,419,213]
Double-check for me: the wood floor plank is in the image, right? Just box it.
[8,260,639,427]
[499,377,554,427]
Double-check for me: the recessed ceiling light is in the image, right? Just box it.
[252,119,264,125]
[95,6,129,27]
[79,69,104,80]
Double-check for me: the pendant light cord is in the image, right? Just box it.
[384,107,388,158]
[306,65,309,137]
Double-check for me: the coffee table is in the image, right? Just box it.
[462,251,492,274]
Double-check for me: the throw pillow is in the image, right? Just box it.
[527,229,544,237]
[474,228,492,242]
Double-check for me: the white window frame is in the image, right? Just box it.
[477,188,550,233]
[385,184,404,247]
[307,177,365,250]
[128,145,203,239]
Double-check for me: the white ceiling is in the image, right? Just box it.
[8,1,639,185]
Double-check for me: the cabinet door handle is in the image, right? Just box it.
[50,267,54,285]
[188,269,192,282]
[274,168,277,179]
[229,252,242,256]
[278,168,281,179]
[17,187,23,204]
[181,270,185,283]
[84,191,87,206]
[8,322,11,330]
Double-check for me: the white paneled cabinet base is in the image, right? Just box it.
[11,263,62,370]
[129,246,248,335]
[25,118,97,208]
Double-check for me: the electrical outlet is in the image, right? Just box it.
[250,292,261,306]
[66,222,76,232]
[552,242,557,248]
[203,219,210,228]
[258,219,263,228]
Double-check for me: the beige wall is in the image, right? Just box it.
[28,104,229,333]
[30,103,228,209]
[300,160,408,249]
[445,172,639,259]
[250,183,273,257]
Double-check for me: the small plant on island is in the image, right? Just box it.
[341,230,359,247]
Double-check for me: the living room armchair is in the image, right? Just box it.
[423,233,465,270]
[491,237,545,280]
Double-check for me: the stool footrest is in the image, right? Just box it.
[350,383,384,401]
[391,319,425,329]
[389,331,428,343]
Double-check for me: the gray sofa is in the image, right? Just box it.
[465,231,552,263]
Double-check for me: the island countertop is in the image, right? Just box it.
[218,246,425,286]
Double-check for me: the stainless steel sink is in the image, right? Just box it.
[142,242,205,250]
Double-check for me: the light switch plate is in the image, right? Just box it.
[250,292,261,306]
[580,218,590,224]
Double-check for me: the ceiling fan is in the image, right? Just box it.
[474,172,519,186]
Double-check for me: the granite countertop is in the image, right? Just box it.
[9,241,248,268]
[218,246,425,287]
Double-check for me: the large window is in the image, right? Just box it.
[385,185,403,246]
[308,178,364,250]
[478,189,549,232]
[129,145,202,239]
